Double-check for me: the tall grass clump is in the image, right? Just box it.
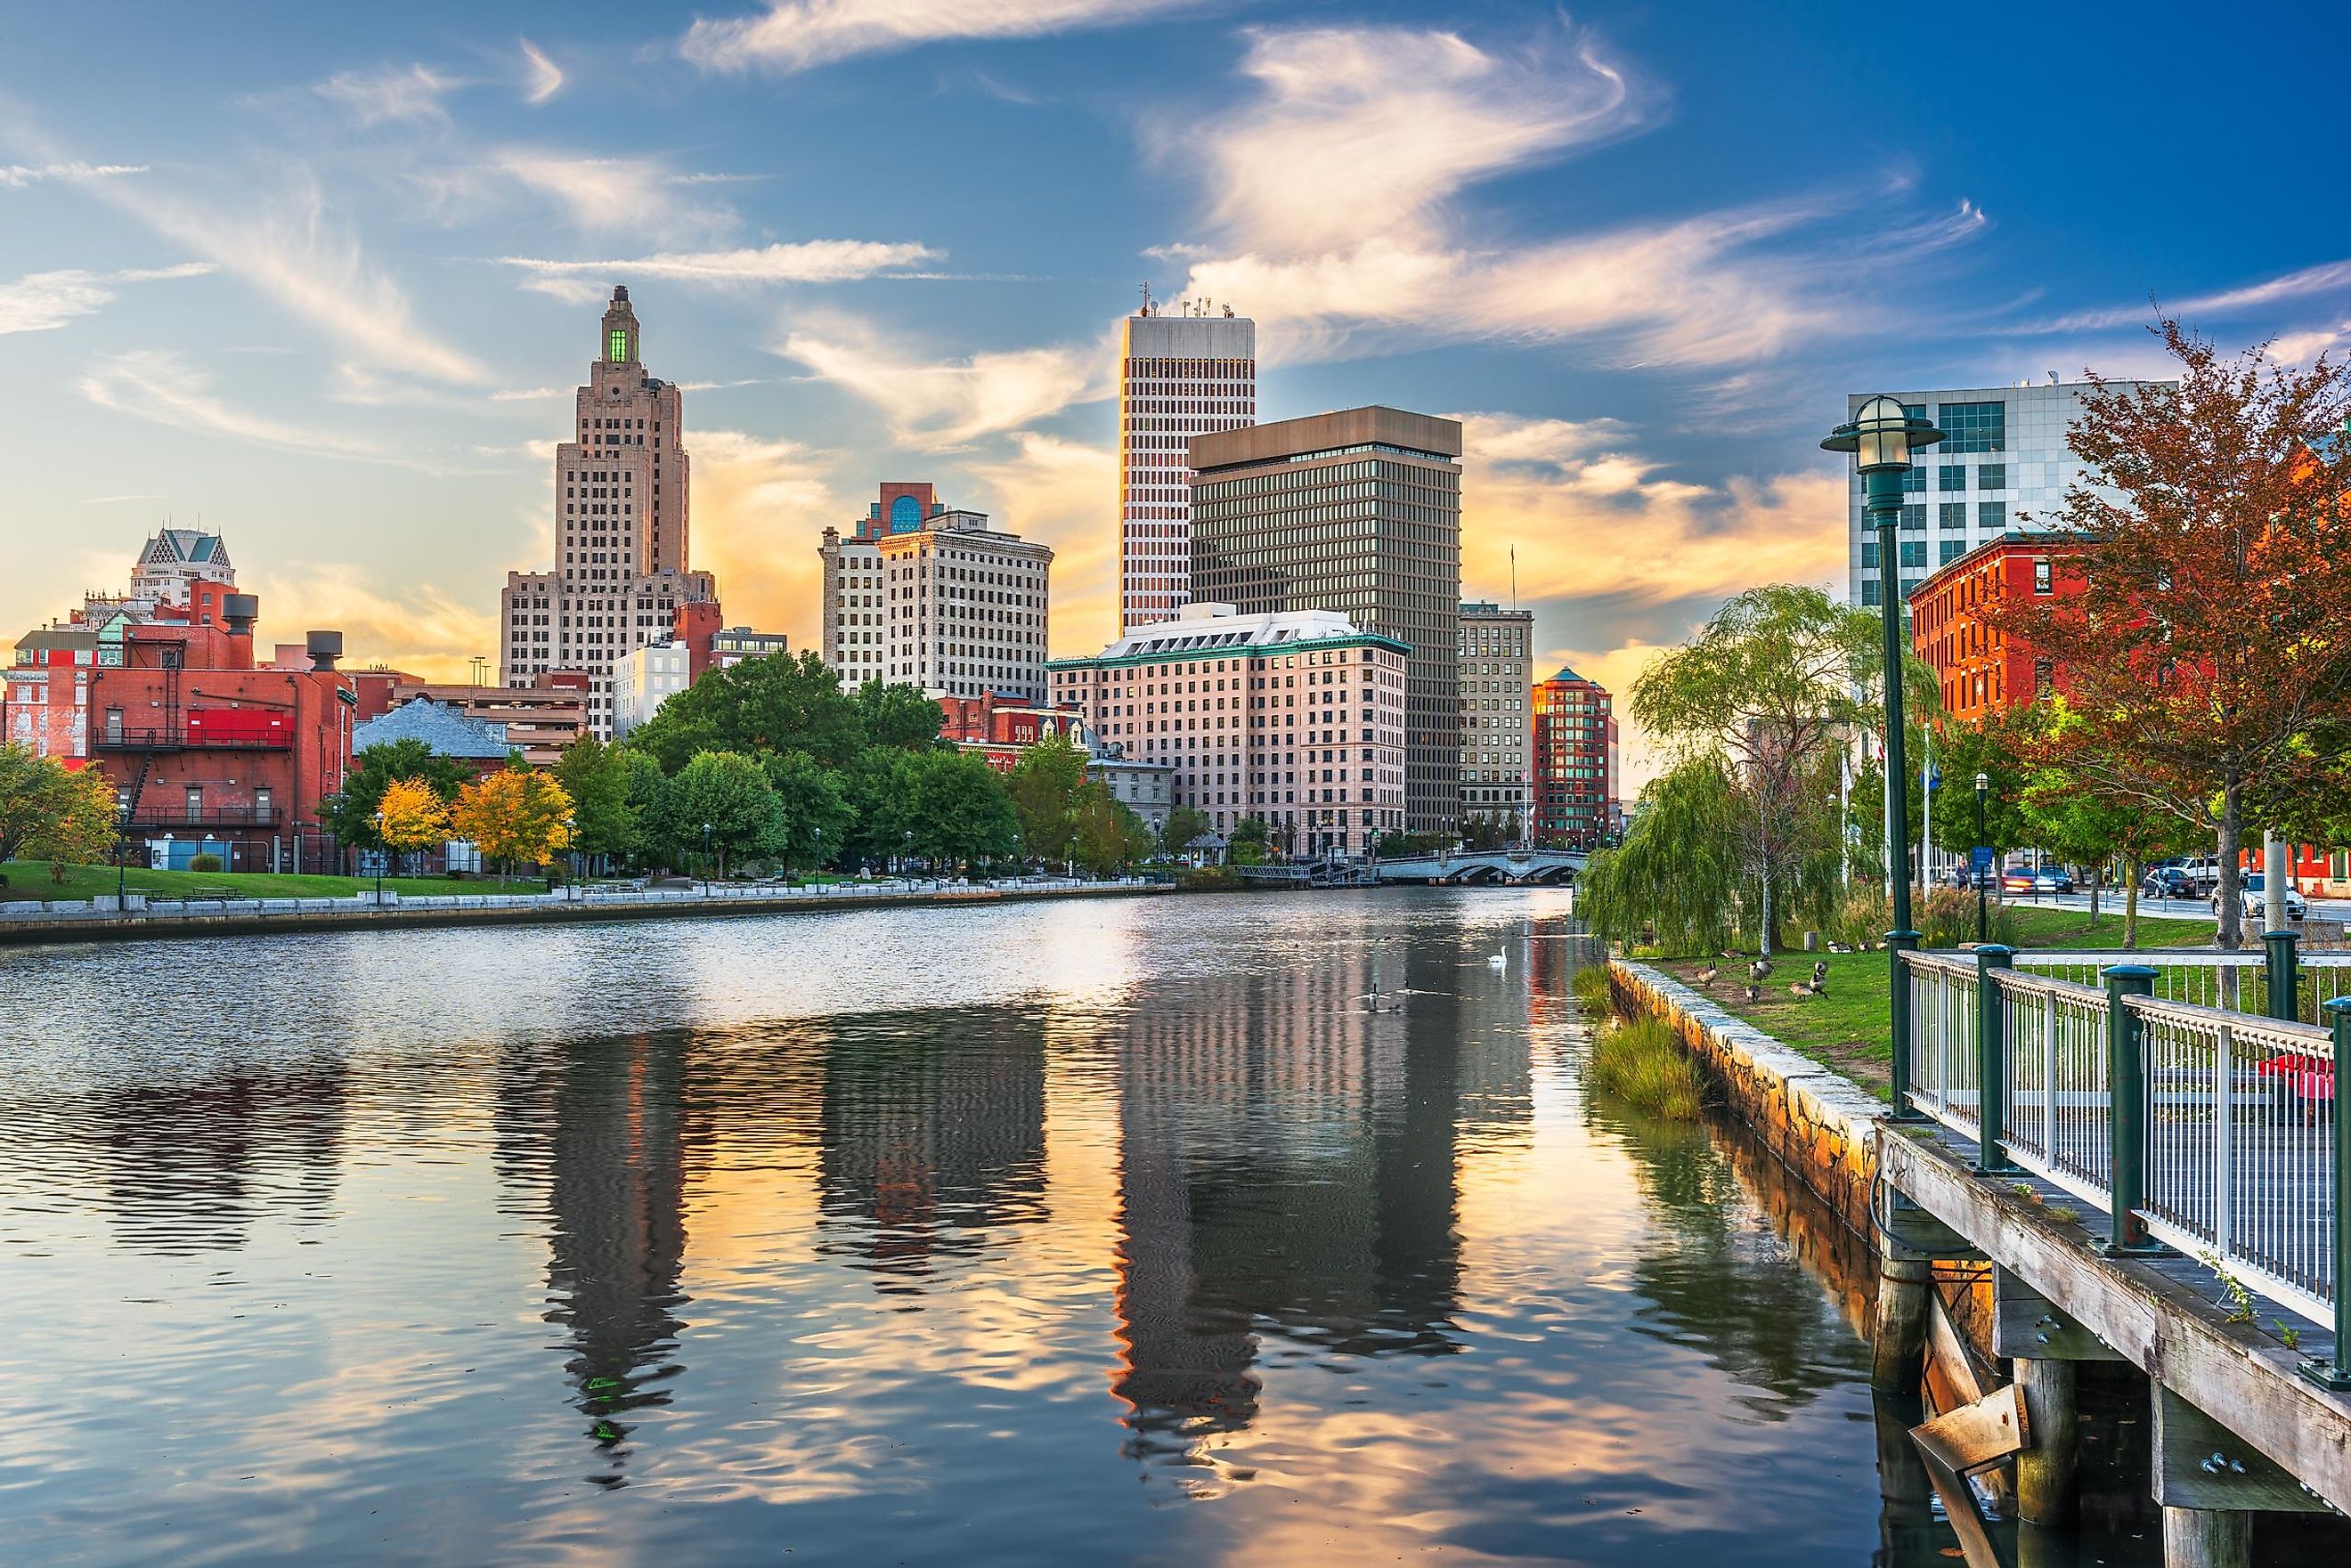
[1588,1018,1705,1120]
[1571,963,1614,1014]
[1826,885,2016,950]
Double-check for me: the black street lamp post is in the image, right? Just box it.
[116,800,131,905]
[1824,396,1945,1120]
[372,809,386,904]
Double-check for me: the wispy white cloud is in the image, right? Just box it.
[77,350,428,468]
[490,150,744,239]
[0,262,212,334]
[0,160,146,189]
[2004,258,2351,336]
[518,39,565,105]
[313,64,459,127]
[679,0,1197,74]
[82,492,164,504]
[777,313,1108,445]
[1164,23,1984,369]
[501,240,940,288]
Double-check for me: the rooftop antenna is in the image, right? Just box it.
[1511,544,1518,612]
[1139,280,1153,317]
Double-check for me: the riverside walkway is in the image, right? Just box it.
[1882,946,2351,1565]
[0,874,1168,945]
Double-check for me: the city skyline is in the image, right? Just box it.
[5,1,2348,784]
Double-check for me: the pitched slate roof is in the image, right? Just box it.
[352,698,510,760]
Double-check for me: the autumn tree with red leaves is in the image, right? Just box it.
[1985,321,2351,947]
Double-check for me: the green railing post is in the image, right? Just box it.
[2306,999,2351,1389]
[1975,944,2017,1173]
[1890,928,1924,1121]
[2104,964,2161,1254]
[2265,928,2301,1023]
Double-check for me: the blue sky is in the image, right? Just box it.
[5,1,2347,779]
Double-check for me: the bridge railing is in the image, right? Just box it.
[1902,947,2349,1350]
[2013,944,2351,1026]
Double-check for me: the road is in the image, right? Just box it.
[1987,887,2351,923]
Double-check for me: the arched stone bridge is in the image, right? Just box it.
[1373,849,1585,884]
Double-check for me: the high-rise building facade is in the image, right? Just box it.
[1118,305,1255,634]
[880,508,1053,703]
[1049,602,1408,857]
[1189,407,1463,835]
[820,483,949,690]
[500,286,715,739]
[1845,379,2154,610]
[1533,666,1615,848]
[1457,601,1533,841]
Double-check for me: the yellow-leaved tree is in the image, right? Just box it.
[450,767,574,889]
[376,776,450,877]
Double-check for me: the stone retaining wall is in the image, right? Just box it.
[1608,959,1886,1238]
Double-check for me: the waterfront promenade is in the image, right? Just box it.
[0,873,1167,945]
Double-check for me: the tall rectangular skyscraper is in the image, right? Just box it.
[1844,378,2154,610]
[1118,305,1254,634]
[500,286,715,737]
[1190,406,1463,835]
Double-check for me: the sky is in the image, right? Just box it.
[5,0,2349,785]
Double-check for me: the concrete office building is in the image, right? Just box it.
[500,286,716,738]
[1845,378,2155,609]
[1533,667,1615,848]
[880,508,1053,703]
[1457,601,1533,841]
[1049,602,1408,857]
[1189,407,1463,835]
[820,483,951,690]
[1118,301,1255,634]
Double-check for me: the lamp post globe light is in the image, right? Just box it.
[372,808,386,904]
[1823,395,1944,1119]
[1975,770,1991,945]
[702,821,712,884]
[115,800,131,904]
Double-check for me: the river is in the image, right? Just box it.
[1,886,1982,1564]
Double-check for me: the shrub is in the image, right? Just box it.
[1826,884,2015,949]
[186,853,224,873]
[1587,1018,1706,1120]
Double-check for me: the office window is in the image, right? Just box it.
[1979,501,2008,532]
[1940,503,1968,531]
[2033,558,2053,595]
[1938,464,1967,492]
[1861,580,1883,606]
[1900,467,1925,494]
[1900,504,1926,531]
[1860,540,1879,568]
[1940,401,2006,453]
[1978,462,2008,492]
[1940,540,1966,565]
[1900,540,1926,569]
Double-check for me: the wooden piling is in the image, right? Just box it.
[2013,1358,2078,1527]
[1871,1252,1933,1393]
[2161,1507,2252,1568]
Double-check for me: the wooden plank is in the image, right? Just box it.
[1913,1384,2030,1475]
[1908,1431,2005,1568]
[1927,1291,1986,1405]
[1878,1186,1988,1260]
[2162,1507,2253,1568]
[1995,1265,2127,1361]
[2152,1386,2332,1513]
[1881,1132,2351,1515]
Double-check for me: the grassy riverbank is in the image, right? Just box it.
[1640,903,2224,1101]
[2,860,490,902]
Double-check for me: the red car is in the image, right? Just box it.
[1999,870,2038,894]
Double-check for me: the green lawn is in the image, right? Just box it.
[0,859,513,903]
[1643,900,2233,1101]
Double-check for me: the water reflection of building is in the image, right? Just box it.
[1112,935,1521,1469]
[816,1007,1049,1278]
[498,1031,695,1484]
[67,1062,349,1254]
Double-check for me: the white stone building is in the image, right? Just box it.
[881,509,1052,703]
[1457,600,1533,841]
[1117,303,1254,634]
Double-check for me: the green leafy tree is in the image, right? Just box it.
[0,746,118,869]
[1161,805,1214,859]
[663,751,785,878]
[322,738,469,849]
[1923,712,2037,862]
[618,748,673,866]
[553,734,639,865]
[899,749,1018,868]
[1228,815,1271,865]
[628,651,867,773]
[1005,735,1089,864]
[1073,784,1153,876]
[1631,584,1875,953]
[762,750,853,872]
[851,680,946,752]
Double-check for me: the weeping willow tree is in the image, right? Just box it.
[1582,584,1875,955]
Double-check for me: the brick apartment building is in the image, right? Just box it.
[1533,666,1615,849]
[1908,532,2086,722]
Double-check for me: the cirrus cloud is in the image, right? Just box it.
[679,0,1200,74]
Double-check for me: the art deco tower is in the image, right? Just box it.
[500,287,715,738]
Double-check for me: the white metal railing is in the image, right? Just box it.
[2014,947,2351,1026]
[2127,995,2336,1326]
[1901,949,2344,1335]
[1906,951,1981,1131]
[1992,968,2114,1212]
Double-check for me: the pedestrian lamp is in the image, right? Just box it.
[372,808,386,903]
[1824,395,1945,1120]
[905,829,914,877]
[812,825,824,883]
[115,799,131,903]
[560,814,575,890]
[1974,770,1990,944]
[702,821,712,881]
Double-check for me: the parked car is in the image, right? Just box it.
[2176,855,2222,895]
[2141,865,2194,900]
[2033,866,2075,894]
[2000,869,2038,894]
[2216,872,2307,922]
